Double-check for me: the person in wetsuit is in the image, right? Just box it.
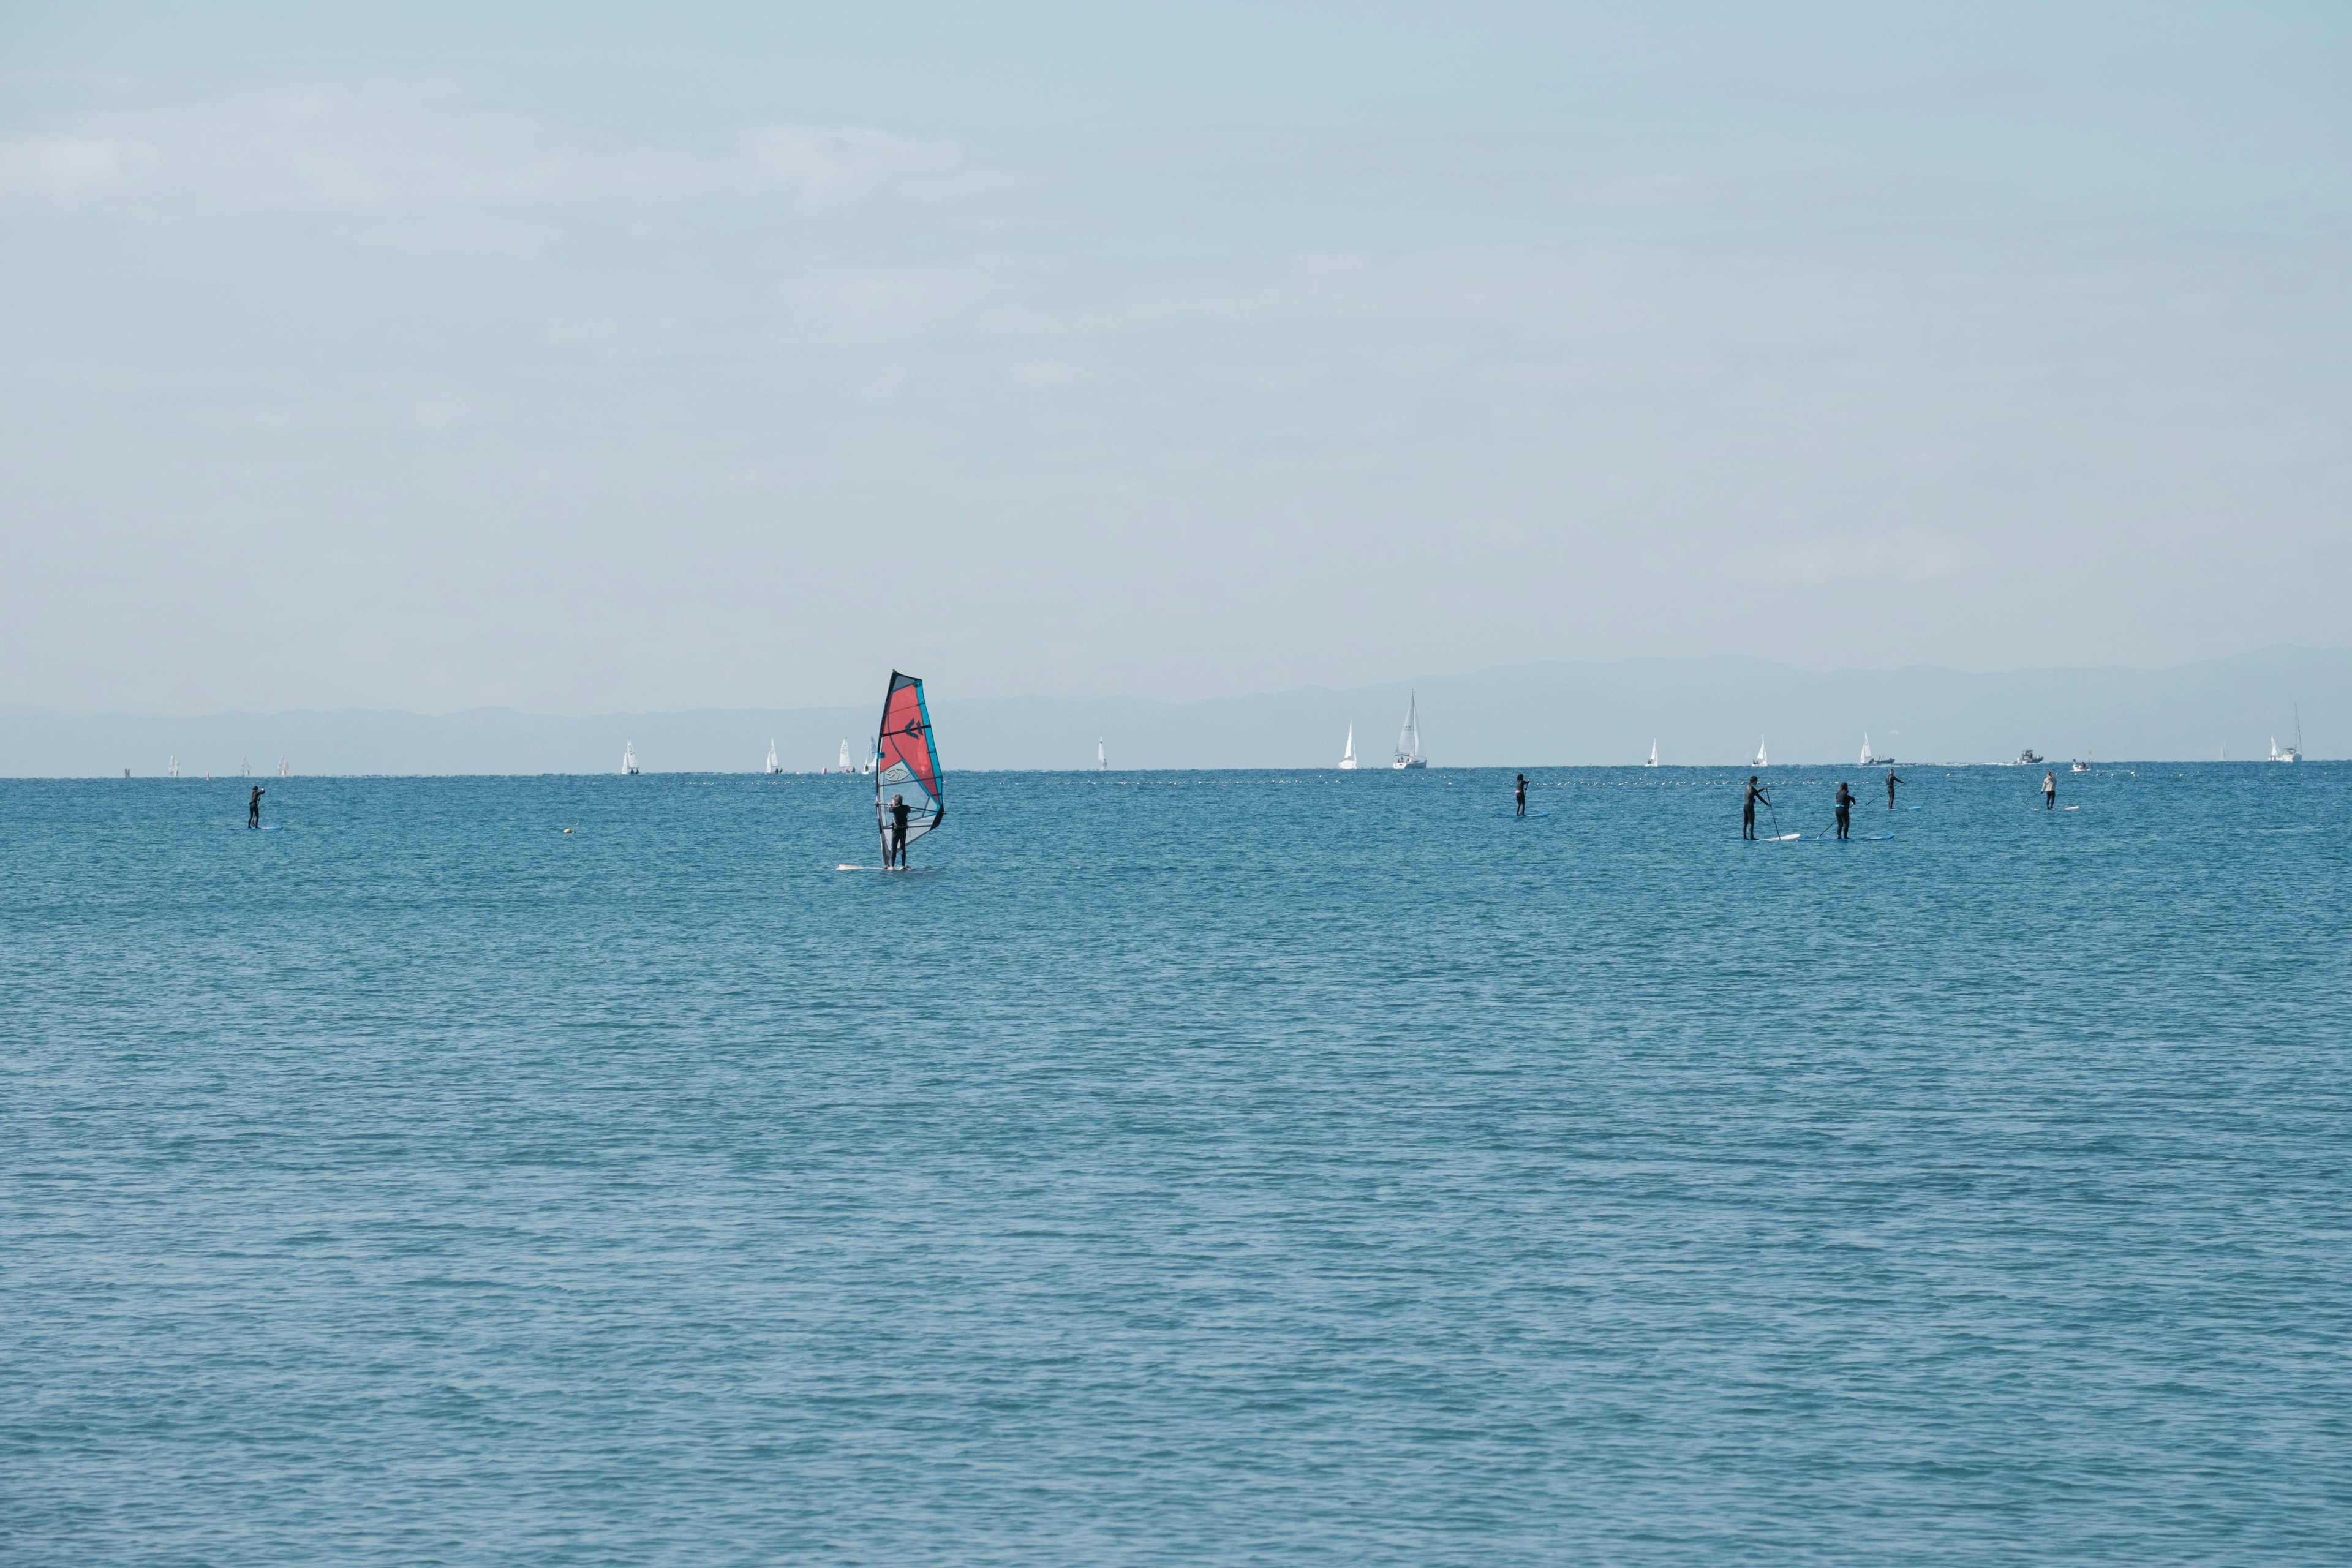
[2043,770,2057,810]
[1742,775,1770,840]
[1514,773,1528,817]
[1885,767,1903,809]
[247,785,265,828]
[1834,780,1855,839]
[886,792,912,867]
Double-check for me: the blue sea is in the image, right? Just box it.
[5,764,2348,1565]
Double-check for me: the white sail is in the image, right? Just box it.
[1646,740,1658,768]
[622,741,639,775]
[1860,733,1872,766]
[1098,738,1106,771]
[1754,737,1768,768]
[839,739,853,772]
[1340,725,1357,769]
[765,739,781,775]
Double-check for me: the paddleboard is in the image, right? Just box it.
[1501,810,1551,818]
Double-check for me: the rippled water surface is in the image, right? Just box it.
[6,764,2349,1564]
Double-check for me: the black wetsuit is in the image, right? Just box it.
[1834,783,1854,840]
[888,799,912,866]
[247,786,264,829]
[1743,780,1770,840]
[1514,774,1527,817]
[1885,770,1902,809]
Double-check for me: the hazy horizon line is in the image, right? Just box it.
[6,642,2339,724]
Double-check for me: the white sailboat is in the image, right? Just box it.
[279,756,290,778]
[1646,740,1659,768]
[2272,707,2303,763]
[1340,725,1358,770]
[765,739,782,775]
[1752,737,1768,768]
[622,741,641,775]
[838,739,853,773]
[1392,693,1427,769]
[1860,733,1894,766]
[1098,738,1107,772]
[167,756,180,778]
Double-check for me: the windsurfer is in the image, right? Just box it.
[886,793,912,867]
[1742,775,1770,840]
[1514,773,1528,817]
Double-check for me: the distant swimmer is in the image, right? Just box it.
[886,792,912,867]
[1514,773,1528,818]
[1885,767,1903,809]
[1834,780,1855,840]
[247,785,265,829]
[2043,769,2057,810]
[1742,775,1771,840]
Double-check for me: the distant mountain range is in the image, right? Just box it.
[3,646,2340,777]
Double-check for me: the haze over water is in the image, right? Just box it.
[6,765,2348,1564]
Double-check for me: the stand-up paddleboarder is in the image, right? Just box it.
[1743,775,1771,840]
[2043,770,2057,810]
[1834,781,1855,840]
[1514,773,1528,818]
[1885,767,1903,809]
[247,785,265,829]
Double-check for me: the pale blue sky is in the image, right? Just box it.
[3,2,2346,714]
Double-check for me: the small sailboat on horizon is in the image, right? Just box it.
[1340,725,1358,770]
[1393,694,1427,769]
[765,739,782,775]
[1646,740,1659,768]
[2272,706,2304,763]
[1752,737,1768,769]
[622,741,640,775]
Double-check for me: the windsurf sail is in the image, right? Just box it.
[873,671,944,859]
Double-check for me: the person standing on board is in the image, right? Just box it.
[1514,773,1528,818]
[886,792,913,867]
[1834,780,1855,840]
[2043,770,2057,810]
[1742,775,1771,840]
[1885,767,1903,809]
[247,784,265,829]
